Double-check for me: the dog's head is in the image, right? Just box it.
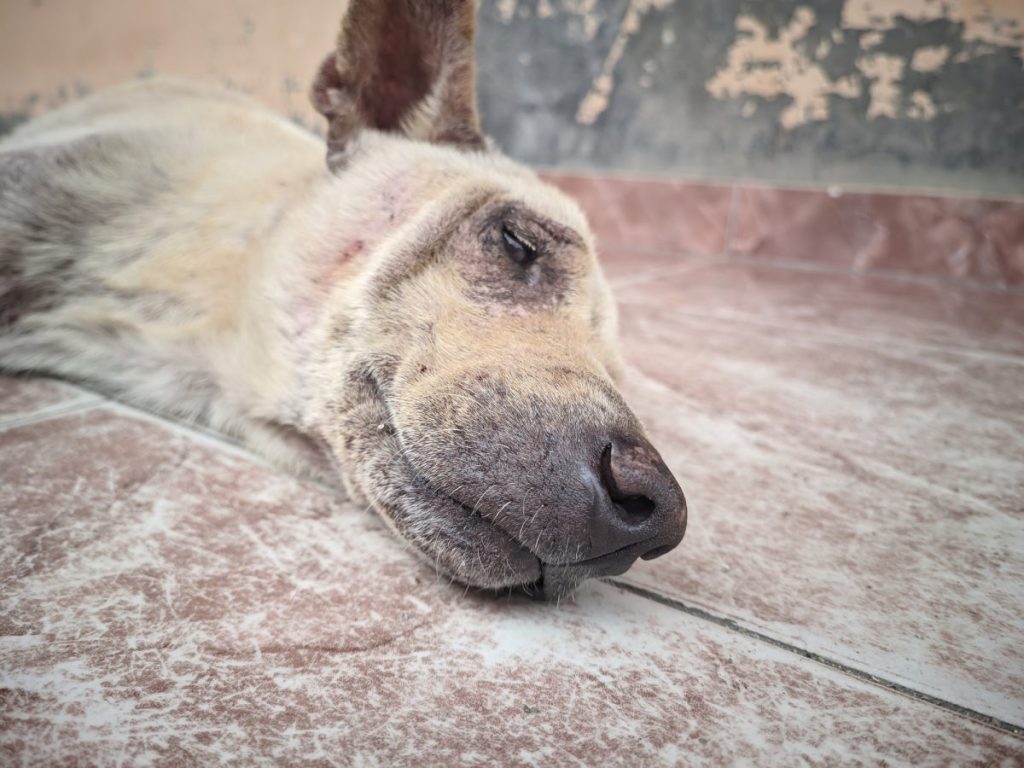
[306,0,685,599]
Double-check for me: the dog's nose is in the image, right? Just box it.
[583,437,687,574]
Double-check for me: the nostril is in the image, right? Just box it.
[600,443,656,525]
[616,493,656,521]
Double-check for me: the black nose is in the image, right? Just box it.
[584,437,687,575]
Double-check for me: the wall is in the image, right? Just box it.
[476,0,1024,197]
[0,0,1022,198]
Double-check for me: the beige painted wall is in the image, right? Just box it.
[0,0,341,131]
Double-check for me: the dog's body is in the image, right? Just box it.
[1,80,340,473]
[1,1,685,598]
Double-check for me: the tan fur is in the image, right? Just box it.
[0,1,682,598]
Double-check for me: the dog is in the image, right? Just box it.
[0,0,686,599]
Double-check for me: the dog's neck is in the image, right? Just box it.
[232,155,433,431]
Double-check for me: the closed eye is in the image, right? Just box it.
[501,225,538,267]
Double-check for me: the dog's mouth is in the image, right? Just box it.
[345,371,680,601]
[441,490,660,600]
[383,449,612,601]
[354,421,621,600]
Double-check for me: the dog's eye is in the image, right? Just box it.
[501,225,538,267]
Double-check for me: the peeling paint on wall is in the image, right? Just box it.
[497,1,603,40]
[861,30,885,48]
[575,0,676,125]
[860,52,907,119]
[843,0,955,27]
[497,0,520,23]
[908,89,938,119]
[473,0,1024,196]
[705,0,1024,131]
[910,46,951,72]
[706,7,861,130]
[843,0,1024,60]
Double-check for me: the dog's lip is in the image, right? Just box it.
[363,374,636,593]
[444,491,638,569]
[528,543,657,601]
[392,476,647,600]
[412,476,649,590]
[544,540,649,570]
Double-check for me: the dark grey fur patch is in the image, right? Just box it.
[1,149,80,324]
[462,202,586,309]
[0,112,30,139]
[1,136,168,328]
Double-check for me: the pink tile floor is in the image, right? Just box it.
[2,248,1023,765]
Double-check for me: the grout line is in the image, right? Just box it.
[3,372,1020,736]
[0,378,270,461]
[607,579,1024,737]
[95,398,347,498]
[97,398,276,464]
[0,397,104,432]
[723,185,739,256]
[0,377,344,496]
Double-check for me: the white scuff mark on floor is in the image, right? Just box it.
[575,0,676,125]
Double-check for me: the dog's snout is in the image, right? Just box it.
[585,438,687,573]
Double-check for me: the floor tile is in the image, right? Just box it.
[0,375,93,425]
[730,186,1024,287]
[612,305,1024,725]
[597,244,694,284]
[608,256,1024,358]
[1,406,1022,766]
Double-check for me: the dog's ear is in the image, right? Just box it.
[311,0,486,169]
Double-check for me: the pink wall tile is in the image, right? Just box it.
[731,187,1024,286]
[609,258,1024,357]
[542,172,732,256]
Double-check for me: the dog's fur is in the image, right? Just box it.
[0,0,684,598]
